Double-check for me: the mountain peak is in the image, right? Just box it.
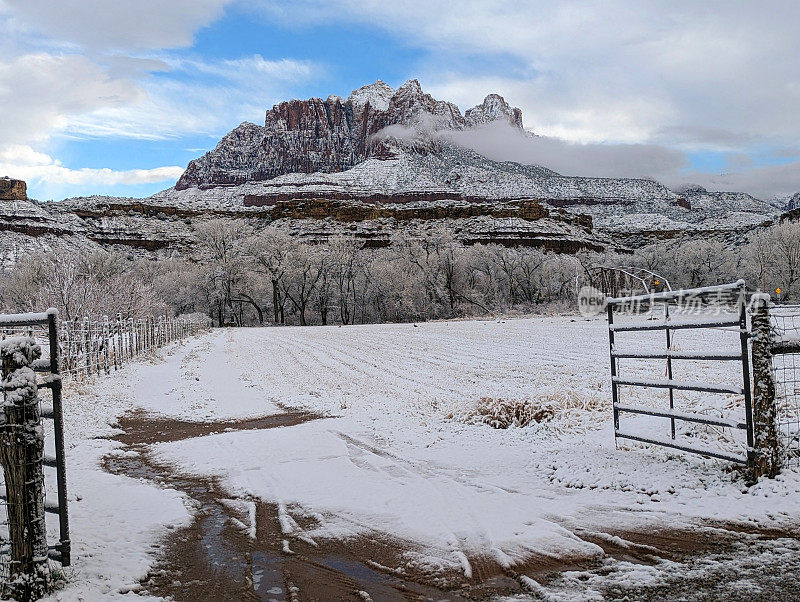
[176,78,523,190]
[465,93,524,129]
[398,79,423,94]
[347,80,395,111]
[387,79,466,130]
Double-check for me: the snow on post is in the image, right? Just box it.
[750,294,781,479]
[0,337,52,600]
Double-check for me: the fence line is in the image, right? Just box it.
[769,304,800,469]
[58,314,210,379]
[0,310,210,598]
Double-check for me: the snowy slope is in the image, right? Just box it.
[51,317,800,597]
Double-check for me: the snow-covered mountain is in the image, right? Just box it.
[175,79,517,190]
[167,79,783,243]
[0,80,793,261]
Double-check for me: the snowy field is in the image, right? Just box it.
[44,316,800,600]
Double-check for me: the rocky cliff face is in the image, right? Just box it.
[0,188,612,266]
[0,177,26,201]
[175,80,523,190]
[170,79,781,240]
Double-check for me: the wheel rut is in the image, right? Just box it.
[101,410,491,601]
[100,409,800,600]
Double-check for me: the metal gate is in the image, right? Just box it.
[606,280,754,464]
[0,309,70,581]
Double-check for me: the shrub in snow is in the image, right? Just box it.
[462,393,607,430]
[466,396,555,428]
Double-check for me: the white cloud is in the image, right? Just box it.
[4,0,233,51]
[682,162,800,201]
[173,55,317,82]
[62,55,318,140]
[445,122,687,180]
[427,76,673,144]
[0,144,183,187]
[0,46,318,144]
[0,52,143,145]
[443,122,800,199]
[259,0,800,149]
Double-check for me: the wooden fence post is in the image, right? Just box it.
[128,317,134,360]
[82,318,90,377]
[750,293,781,479]
[114,314,121,370]
[0,337,52,599]
[102,316,110,375]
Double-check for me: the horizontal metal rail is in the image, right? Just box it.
[772,336,800,356]
[615,430,748,464]
[607,280,745,305]
[612,376,743,395]
[0,494,62,513]
[614,403,747,429]
[611,350,743,360]
[32,358,52,373]
[609,317,741,332]
[36,377,61,391]
[0,310,55,328]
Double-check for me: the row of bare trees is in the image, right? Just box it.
[161,222,584,326]
[0,249,168,321]
[2,218,800,326]
[623,221,800,301]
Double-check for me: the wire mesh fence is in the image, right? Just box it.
[0,393,50,598]
[0,326,57,599]
[770,305,800,468]
[59,314,210,379]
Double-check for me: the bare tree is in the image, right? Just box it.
[281,241,323,326]
[249,229,293,324]
[748,221,800,300]
[196,220,252,325]
[327,237,362,325]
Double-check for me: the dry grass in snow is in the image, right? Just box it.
[460,391,608,433]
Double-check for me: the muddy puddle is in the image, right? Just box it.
[104,412,495,601]
[110,409,323,446]
[103,411,800,601]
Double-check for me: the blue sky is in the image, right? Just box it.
[1,1,798,201]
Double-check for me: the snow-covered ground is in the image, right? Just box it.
[45,316,800,599]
